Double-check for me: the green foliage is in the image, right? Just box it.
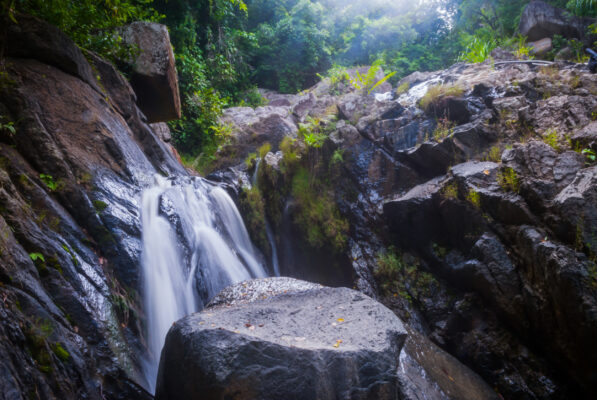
[291,167,348,252]
[486,146,502,163]
[11,0,162,63]
[245,152,258,169]
[93,200,108,213]
[298,117,330,149]
[331,149,344,165]
[39,174,61,192]
[543,129,561,152]
[396,82,410,95]
[582,148,597,164]
[374,248,438,302]
[498,167,520,193]
[459,33,496,63]
[258,142,271,158]
[29,253,45,263]
[239,186,268,251]
[433,118,455,142]
[466,189,481,209]
[0,116,16,137]
[442,181,459,199]
[347,61,397,95]
[51,343,70,361]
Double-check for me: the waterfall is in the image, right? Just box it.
[140,175,266,392]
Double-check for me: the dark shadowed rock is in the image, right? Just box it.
[156,278,407,400]
[121,22,181,122]
[3,14,101,93]
[519,1,590,41]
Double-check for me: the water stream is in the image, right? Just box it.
[140,174,266,392]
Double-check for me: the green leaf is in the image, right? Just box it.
[368,71,397,94]
[29,252,45,262]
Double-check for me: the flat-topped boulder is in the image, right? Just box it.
[156,278,499,400]
[156,277,407,399]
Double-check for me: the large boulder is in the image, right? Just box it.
[156,278,407,400]
[156,278,497,400]
[519,1,590,41]
[121,22,181,123]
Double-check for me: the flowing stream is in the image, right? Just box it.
[140,175,267,392]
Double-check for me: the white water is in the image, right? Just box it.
[140,175,266,392]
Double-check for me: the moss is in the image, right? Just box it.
[291,167,348,252]
[51,343,70,361]
[92,200,108,213]
[245,152,257,169]
[239,186,268,252]
[374,248,440,303]
[396,82,410,95]
[24,319,54,373]
[442,181,459,199]
[46,255,63,274]
[62,244,79,267]
[466,189,481,209]
[258,142,271,159]
[497,167,520,193]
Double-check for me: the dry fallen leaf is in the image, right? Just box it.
[337,318,344,323]
[333,339,343,348]
[483,169,490,175]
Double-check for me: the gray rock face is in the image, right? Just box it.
[156,278,498,400]
[121,22,181,122]
[519,1,590,41]
[156,278,407,400]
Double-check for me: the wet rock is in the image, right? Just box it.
[0,15,183,399]
[121,22,181,122]
[3,14,101,93]
[156,278,408,400]
[157,278,497,400]
[150,123,172,143]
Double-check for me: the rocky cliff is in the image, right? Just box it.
[216,59,597,399]
[0,15,183,399]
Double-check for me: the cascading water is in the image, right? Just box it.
[140,174,266,392]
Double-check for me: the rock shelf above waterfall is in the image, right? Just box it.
[155,278,498,400]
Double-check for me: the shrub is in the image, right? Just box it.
[543,129,561,152]
[433,118,454,142]
[374,248,438,302]
[419,84,464,112]
[347,60,397,95]
[396,82,410,95]
[442,181,459,199]
[485,146,502,162]
[258,142,271,158]
[466,189,481,208]
[459,34,497,63]
[498,167,520,193]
